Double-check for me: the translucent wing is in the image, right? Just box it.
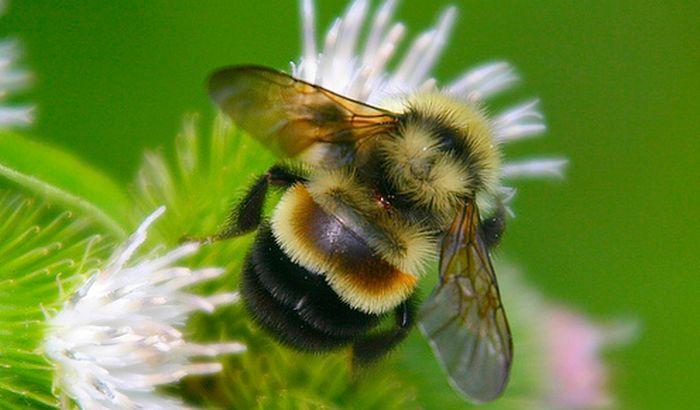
[419,201,513,403]
[209,65,399,160]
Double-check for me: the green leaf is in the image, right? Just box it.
[0,131,130,239]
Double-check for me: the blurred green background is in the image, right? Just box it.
[2,0,698,408]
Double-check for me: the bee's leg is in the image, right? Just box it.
[187,164,305,243]
[351,296,417,366]
[216,164,306,240]
[481,202,507,249]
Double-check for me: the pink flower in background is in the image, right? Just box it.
[546,310,611,408]
[495,268,634,410]
[543,308,635,409]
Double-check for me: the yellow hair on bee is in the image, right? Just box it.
[271,184,327,276]
[305,168,374,214]
[365,216,437,277]
[307,168,437,277]
[379,124,471,213]
[382,92,502,214]
[323,265,417,314]
[408,93,501,196]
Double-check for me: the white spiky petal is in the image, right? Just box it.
[44,207,245,409]
[0,1,33,127]
[293,0,566,208]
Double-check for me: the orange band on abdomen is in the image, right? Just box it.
[271,184,417,314]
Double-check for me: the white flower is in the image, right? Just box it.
[43,207,245,409]
[293,0,566,208]
[0,1,33,127]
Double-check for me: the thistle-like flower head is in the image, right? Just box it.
[43,207,245,409]
[293,0,566,210]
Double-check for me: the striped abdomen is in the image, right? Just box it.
[270,183,419,314]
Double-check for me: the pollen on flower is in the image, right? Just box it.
[43,207,245,409]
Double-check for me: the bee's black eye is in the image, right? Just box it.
[435,126,462,153]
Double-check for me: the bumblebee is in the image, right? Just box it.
[208,65,512,402]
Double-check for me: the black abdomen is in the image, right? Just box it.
[241,224,382,351]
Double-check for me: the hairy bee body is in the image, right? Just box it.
[209,65,515,398]
[234,92,502,360]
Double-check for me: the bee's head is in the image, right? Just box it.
[379,93,501,213]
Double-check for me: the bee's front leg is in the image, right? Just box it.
[183,164,306,243]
